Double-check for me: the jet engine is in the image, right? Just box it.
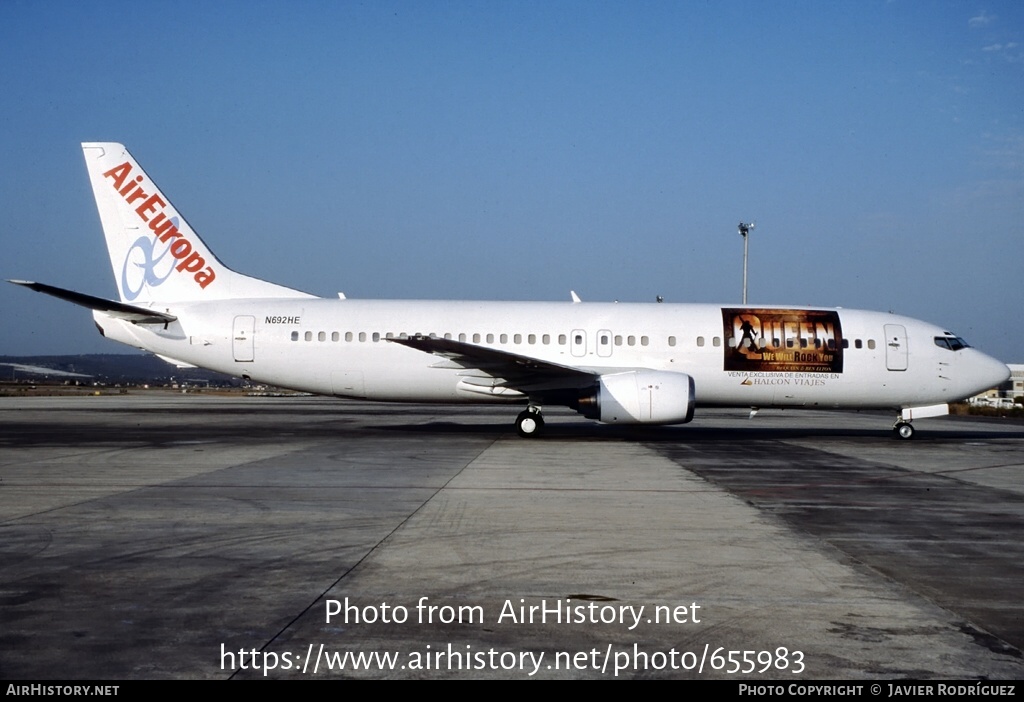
[575,370,695,424]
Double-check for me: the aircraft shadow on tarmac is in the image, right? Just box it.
[383,418,1023,442]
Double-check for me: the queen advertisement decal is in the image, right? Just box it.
[722,309,844,374]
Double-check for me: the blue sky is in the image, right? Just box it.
[2,1,1021,362]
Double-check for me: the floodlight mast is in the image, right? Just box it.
[738,221,755,304]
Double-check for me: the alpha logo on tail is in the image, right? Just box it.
[101,161,216,296]
[121,221,179,302]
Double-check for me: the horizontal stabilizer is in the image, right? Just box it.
[155,354,198,369]
[8,280,177,325]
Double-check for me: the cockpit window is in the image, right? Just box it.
[934,335,970,351]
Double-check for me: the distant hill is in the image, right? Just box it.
[0,354,239,385]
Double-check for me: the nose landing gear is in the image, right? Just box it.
[893,420,915,440]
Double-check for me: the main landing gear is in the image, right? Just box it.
[893,419,915,440]
[515,406,545,437]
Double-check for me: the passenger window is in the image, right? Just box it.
[473,333,480,343]
[668,336,676,347]
[372,332,380,342]
[855,339,862,349]
[713,337,721,347]
[459,333,466,342]
[641,336,649,346]
[514,334,522,344]
[500,334,508,344]
[304,331,312,342]
[291,331,299,341]
[542,334,550,344]
[558,334,567,345]
[867,339,876,350]
[696,336,705,347]
[359,332,366,342]
[343,332,351,342]
[486,334,494,343]
[528,334,536,344]
[627,335,636,346]
[615,335,623,346]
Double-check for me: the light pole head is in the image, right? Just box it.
[738,221,755,238]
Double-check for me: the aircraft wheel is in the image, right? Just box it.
[894,422,914,440]
[516,410,544,438]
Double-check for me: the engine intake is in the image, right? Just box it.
[575,370,695,424]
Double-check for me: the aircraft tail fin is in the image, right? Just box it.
[81,143,315,303]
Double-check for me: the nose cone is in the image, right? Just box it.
[968,350,1011,396]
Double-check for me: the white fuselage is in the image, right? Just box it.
[94,299,1006,412]
[17,142,1011,437]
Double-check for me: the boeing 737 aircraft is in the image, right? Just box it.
[10,143,1011,438]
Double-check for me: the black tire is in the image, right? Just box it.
[516,411,543,437]
[895,422,914,440]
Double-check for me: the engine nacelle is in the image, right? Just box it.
[575,370,695,425]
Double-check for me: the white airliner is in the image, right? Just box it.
[10,143,1011,438]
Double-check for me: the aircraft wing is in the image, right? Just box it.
[8,280,178,325]
[388,335,598,393]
